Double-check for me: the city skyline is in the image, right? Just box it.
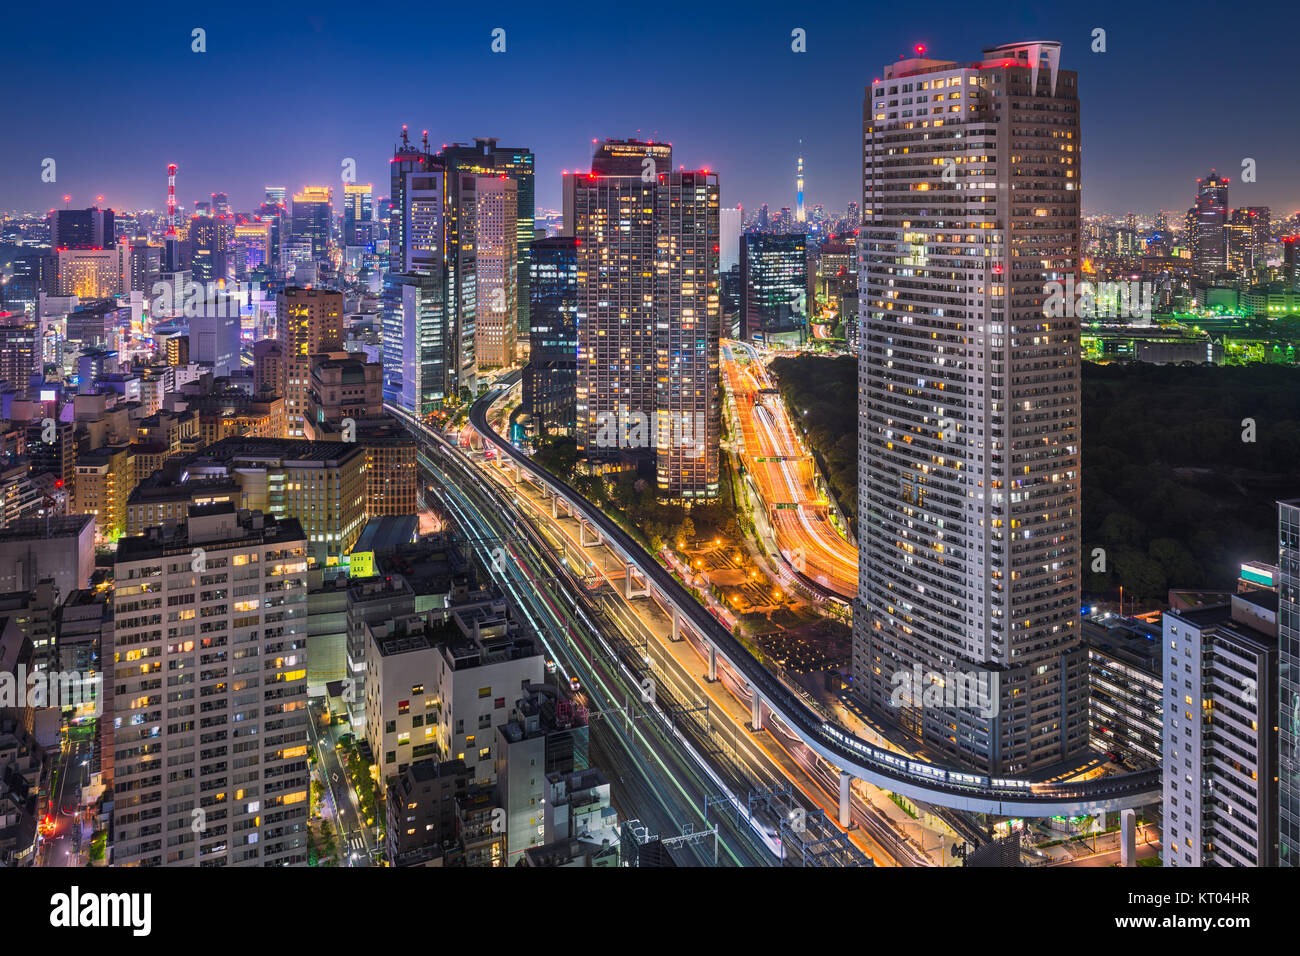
[7,0,1300,219]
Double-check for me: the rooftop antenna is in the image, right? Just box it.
[401,125,410,148]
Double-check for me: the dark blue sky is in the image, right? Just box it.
[7,0,1298,219]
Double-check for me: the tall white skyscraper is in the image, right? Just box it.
[855,40,1085,774]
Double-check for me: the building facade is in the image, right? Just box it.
[855,41,1086,774]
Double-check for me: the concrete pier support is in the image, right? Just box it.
[671,607,681,642]
[839,772,852,828]
[580,521,602,549]
[1120,808,1136,867]
[750,688,762,732]
[707,644,718,682]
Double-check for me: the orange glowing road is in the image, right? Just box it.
[723,340,857,597]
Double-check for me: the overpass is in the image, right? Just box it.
[398,394,1162,817]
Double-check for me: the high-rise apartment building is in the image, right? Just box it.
[278,287,344,438]
[1162,592,1279,867]
[525,236,578,435]
[110,506,310,866]
[1280,499,1300,866]
[564,139,720,503]
[472,175,518,369]
[855,41,1086,774]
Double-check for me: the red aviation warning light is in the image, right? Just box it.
[915,44,926,57]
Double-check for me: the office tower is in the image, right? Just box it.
[259,190,288,271]
[1190,171,1230,275]
[342,183,373,246]
[847,201,860,226]
[50,207,115,249]
[253,339,284,398]
[387,129,437,274]
[472,176,518,369]
[163,331,190,366]
[278,287,343,437]
[0,313,39,391]
[384,129,462,409]
[210,191,232,216]
[290,186,332,259]
[9,252,57,310]
[796,152,806,223]
[1162,592,1279,867]
[384,270,452,418]
[719,207,743,272]
[439,139,537,343]
[1281,499,1300,866]
[0,515,94,600]
[856,40,1085,774]
[127,437,366,564]
[123,238,162,294]
[189,310,239,377]
[189,213,233,284]
[233,221,272,276]
[564,139,720,503]
[739,233,808,342]
[525,237,578,434]
[110,506,310,866]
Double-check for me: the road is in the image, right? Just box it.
[409,417,783,866]
[306,707,377,866]
[39,732,88,867]
[412,401,907,865]
[721,339,857,597]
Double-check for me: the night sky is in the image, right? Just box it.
[6,0,1298,219]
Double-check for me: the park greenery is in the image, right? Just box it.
[768,355,1300,602]
[532,434,740,552]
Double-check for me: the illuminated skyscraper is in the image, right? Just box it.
[343,182,373,246]
[438,140,535,380]
[856,41,1085,774]
[50,206,115,250]
[525,236,578,435]
[290,186,332,259]
[564,139,720,503]
[1281,499,1300,866]
[472,176,517,369]
[1189,171,1230,275]
[278,286,343,437]
[739,233,808,343]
